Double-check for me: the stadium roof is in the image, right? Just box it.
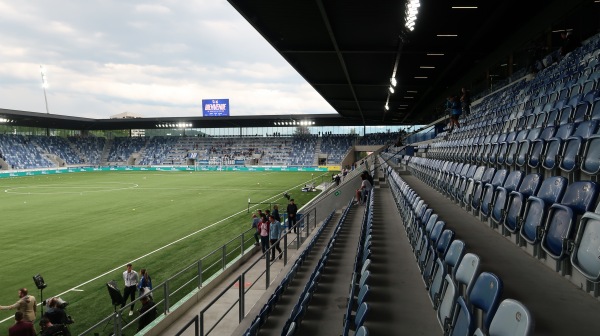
[227,0,587,125]
[0,0,590,131]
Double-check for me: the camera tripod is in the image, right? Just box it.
[102,304,126,333]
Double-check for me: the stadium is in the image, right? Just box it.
[1,0,600,336]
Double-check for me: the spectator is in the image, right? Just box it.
[269,215,283,261]
[8,312,35,336]
[460,88,471,116]
[121,263,139,316]
[251,214,260,246]
[287,199,298,233]
[446,95,461,131]
[137,269,153,298]
[559,31,581,57]
[272,204,281,222]
[257,214,270,255]
[137,295,157,332]
[0,288,36,323]
[354,173,373,205]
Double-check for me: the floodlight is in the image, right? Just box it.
[390,78,397,87]
[389,87,395,94]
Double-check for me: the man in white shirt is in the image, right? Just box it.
[121,263,139,316]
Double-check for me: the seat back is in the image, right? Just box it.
[581,135,600,175]
[355,302,369,329]
[488,299,534,336]
[481,170,509,216]
[469,272,504,331]
[492,171,525,222]
[450,297,475,336]
[473,168,497,210]
[455,253,480,298]
[445,240,466,279]
[560,136,584,172]
[355,326,369,336]
[436,229,455,257]
[438,274,458,329]
[571,210,600,281]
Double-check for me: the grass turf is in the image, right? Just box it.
[0,170,325,334]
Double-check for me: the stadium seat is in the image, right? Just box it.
[455,253,480,299]
[471,168,496,212]
[476,299,534,336]
[581,135,600,176]
[449,297,475,336]
[541,181,599,260]
[571,204,600,281]
[480,169,508,219]
[520,176,567,245]
[469,272,503,331]
[490,170,524,227]
[502,173,543,233]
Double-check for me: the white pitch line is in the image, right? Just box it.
[0,172,328,325]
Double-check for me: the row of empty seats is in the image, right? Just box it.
[385,160,534,336]
[342,186,375,336]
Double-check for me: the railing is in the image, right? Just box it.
[182,209,319,336]
[79,226,261,336]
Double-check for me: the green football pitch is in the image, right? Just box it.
[0,170,325,333]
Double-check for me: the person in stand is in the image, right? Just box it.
[446,95,462,132]
[251,213,260,246]
[137,294,157,332]
[121,263,139,316]
[272,204,281,222]
[269,215,283,261]
[8,312,35,336]
[43,298,69,325]
[460,88,471,116]
[0,288,36,323]
[335,174,341,186]
[287,199,298,233]
[354,173,373,205]
[138,269,153,299]
[257,214,270,256]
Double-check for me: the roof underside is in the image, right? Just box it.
[0,0,593,131]
[227,0,589,125]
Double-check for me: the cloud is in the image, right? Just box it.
[0,0,337,119]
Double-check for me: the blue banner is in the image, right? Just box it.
[202,99,230,117]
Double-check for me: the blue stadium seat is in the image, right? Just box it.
[571,205,600,281]
[541,181,599,260]
[449,297,475,336]
[520,176,568,244]
[471,168,496,212]
[355,325,369,336]
[581,135,600,176]
[490,170,524,227]
[480,169,508,219]
[424,229,455,285]
[469,272,503,331]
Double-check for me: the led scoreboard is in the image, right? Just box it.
[202,99,230,117]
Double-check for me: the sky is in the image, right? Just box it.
[0,0,338,119]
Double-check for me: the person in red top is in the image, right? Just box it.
[8,312,36,336]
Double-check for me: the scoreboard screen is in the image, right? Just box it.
[202,99,229,117]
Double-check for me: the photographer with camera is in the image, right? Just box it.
[43,297,72,326]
